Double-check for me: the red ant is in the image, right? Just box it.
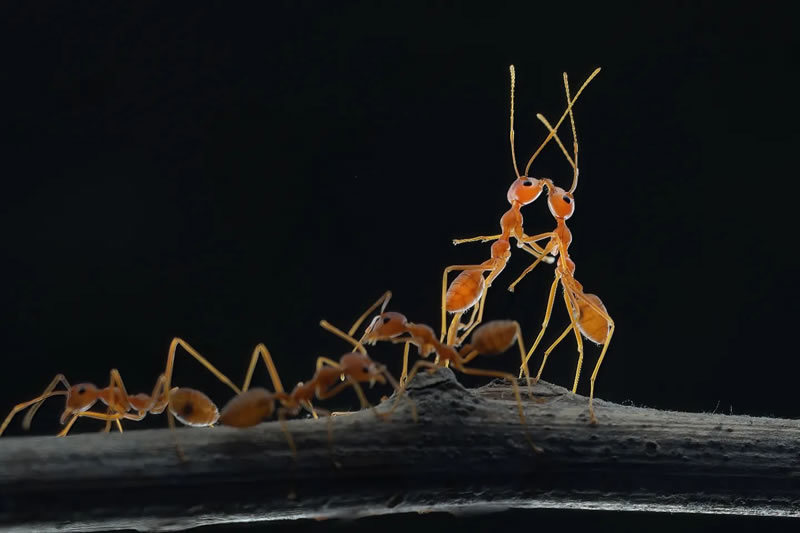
[501,72,614,424]
[358,301,539,451]
[215,319,411,457]
[0,337,240,437]
[442,66,600,349]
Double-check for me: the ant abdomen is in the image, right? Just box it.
[470,320,520,355]
[169,388,219,427]
[576,294,610,345]
[446,270,485,313]
[218,388,276,428]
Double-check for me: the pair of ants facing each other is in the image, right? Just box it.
[442,66,614,423]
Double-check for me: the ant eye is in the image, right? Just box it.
[563,196,572,204]
[362,366,370,373]
[77,387,86,395]
[383,317,391,323]
[522,180,534,187]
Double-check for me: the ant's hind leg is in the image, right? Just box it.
[164,338,241,396]
[520,274,561,379]
[241,343,285,394]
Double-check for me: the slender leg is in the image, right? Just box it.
[1,390,69,437]
[537,323,573,382]
[276,408,298,459]
[164,337,241,396]
[57,414,80,437]
[521,273,562,379]
[320,320,367,355]
[562,289,586,394]
[508,239,557,293]
[452,234,503,244]
[446,311,464,347]
[457,366,541,453]
[316,356,342,370]
[400,341,410,385]
[241,343,285,394]
[348,290,392,336]
[17,374,71,432]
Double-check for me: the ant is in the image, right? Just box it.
[358,302,539,452]
[215,319,412,457]
[502,71,614,424]
[442,66,600,349]
[0,337,240,438]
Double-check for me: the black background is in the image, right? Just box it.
[0,2,798,531]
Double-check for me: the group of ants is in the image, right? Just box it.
[0,66,613,458]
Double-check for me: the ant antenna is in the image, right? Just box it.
[524,67,601,176]
[564,72,579,194]
[536,114,576,175]
[509,65,521,180]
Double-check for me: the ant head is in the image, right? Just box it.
[61,383,99,423]
[363,312,408,343]
[546,181,575,219]
[506,177,544,205]
[339,352,387,386]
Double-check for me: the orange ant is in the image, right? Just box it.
[0,337,241,438]
[442,66,600,349]
[215,319,411,457]
[501,71,614,424]
[359,303,539,451]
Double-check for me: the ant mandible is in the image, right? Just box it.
[442,66,600,349]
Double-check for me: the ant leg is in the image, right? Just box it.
[537,323,573,383]
[452,234,503,245]
[316,356,342,371]
[320,320,367,355]
[446,311,465,346]
[16,374,71,432]
[276,408,298,459]
[508,239,557,293]
[400,341,410,385]
[2,390,69,436]
[441,265,494,342]
[57,414,80,437]
[300,399,319,420]
[241,343,285,394]
[164,337,241,396]
[521,274,561,379]
[562,290,586,394]
[457,366,541,453]
[348,290,392,337]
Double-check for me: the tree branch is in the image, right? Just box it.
[0,368,798,532]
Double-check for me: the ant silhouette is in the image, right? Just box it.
[442,66,601,349]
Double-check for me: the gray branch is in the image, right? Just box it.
[0,368,798,532]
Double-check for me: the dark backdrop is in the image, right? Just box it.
[0,1,797,530]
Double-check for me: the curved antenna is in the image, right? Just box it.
[564,72,579,193]
[509,65,521,180]
[536,114,576,176]
[524,67,601,176]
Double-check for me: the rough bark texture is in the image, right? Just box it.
[0,368,798,532]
